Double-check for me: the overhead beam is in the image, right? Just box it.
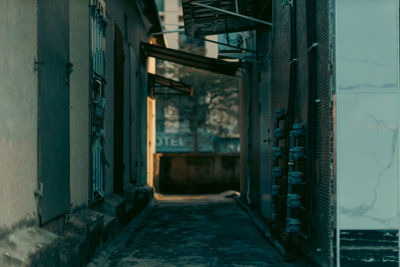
[148,73,193,96]
[142,43,240,76]
[191,2,273,26]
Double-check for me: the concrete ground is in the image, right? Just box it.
[89,193,310,267]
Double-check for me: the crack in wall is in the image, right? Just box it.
[340,115,398,227]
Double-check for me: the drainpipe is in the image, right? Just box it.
[285,0,297,133]
[304,0,317,239]
[246,67,252,205]
[283,0,298,237]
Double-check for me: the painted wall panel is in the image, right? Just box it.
[0,0,38,227]
[70,0,90,209]
[37,0,70,224]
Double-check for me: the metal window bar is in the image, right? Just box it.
[90,2,106,200]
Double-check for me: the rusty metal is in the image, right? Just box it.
[141,43,240,76]
[182,0,272,37]
[148,74,193,96]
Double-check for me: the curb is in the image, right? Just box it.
[233,194,296,262]
[0,185,154,266]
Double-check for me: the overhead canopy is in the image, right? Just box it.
[182,0,272,37]
[141,43,240,76]
[137,0,166,46]
[148,73,193,96]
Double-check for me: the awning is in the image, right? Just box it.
[182,0,272,37]
[148,73,193,96]
[141,43,240,76]
[137,0,166,46]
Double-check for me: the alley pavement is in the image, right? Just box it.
[89,193,310,267]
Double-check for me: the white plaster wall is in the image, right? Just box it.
[69,0,90,209]
[163,0,179,49]
[205,35,218,58]
[0,0,38,227]
[336,0,399,229]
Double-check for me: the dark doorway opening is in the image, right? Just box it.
[114,25,124,195]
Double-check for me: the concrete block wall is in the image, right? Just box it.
[0,186,154,266]
[155,153,240,194]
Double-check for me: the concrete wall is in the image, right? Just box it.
[69,0,90,209]
[0,0,157,229]
[155,153,240,194]
[105,0,150,188]
[337,0,399,231]
[239,31,272,216]
[336,0,399,264]
[0,0,38,228]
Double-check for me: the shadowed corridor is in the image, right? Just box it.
[89,193,309,267]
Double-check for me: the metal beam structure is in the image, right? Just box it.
[182,0,272,37]
[142,43,240,76]
[191,2,272,26]
[194,36,257,54]
[148,73,193,96]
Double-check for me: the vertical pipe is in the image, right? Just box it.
[305,0,316,239]
[246,67,252,204]
[284,0,298,237]
[285,0,297,133]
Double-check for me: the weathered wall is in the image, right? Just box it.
[69,0,90,209]
[239,71,249,200]
[68,0,155,204]
[155,154,240,194]
[239,30,273,218]
[0,0,38,227]
[105,0,150,189]
[250,0,336,265]
[336,0,399,264]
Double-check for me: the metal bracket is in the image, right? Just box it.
[34,60,44,72]
[34,182,44,198]
[307,43,319,52]
[66,62,74,85]
[289,58,298,65]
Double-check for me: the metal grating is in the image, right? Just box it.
[269,0,335,265]
[182,0,271,36]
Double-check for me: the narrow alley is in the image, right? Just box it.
[89,193,308,267]
[1,0,400,266]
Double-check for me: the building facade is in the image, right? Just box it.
[182,0,399,266]
[0,1,162,264]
